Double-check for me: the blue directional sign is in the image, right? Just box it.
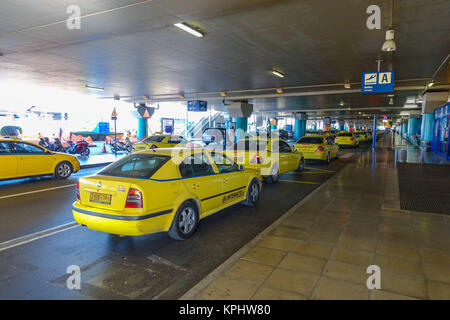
[361,71,395,93]
[187,100,208,112]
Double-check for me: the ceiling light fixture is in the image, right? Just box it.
[276,88,284,94]
[174,23,204,38]
[344,83,351,89]
[271,70,285,78]
[85,84,104,91]
[382,29,397,52]
[427,81,434,87]
[220,91,227,97]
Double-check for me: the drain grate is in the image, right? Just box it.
[397,163,450,215]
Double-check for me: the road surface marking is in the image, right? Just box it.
[0,184,77,200]
[279,180,321,185]
[304,167,335,173]
[0,222,79,252]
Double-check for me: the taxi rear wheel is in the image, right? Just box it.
[242,179,260,207]
[297,158,305,172]
[324,153,331,164]
[266,164,279,184]
[168,201,199,240]
[54,161,73,179]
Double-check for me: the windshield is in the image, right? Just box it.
[98,154,170,179]
[234,139,268,151]
[142,135,165,143]
[296,137,323,144]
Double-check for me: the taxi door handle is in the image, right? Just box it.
[192,183,199,189]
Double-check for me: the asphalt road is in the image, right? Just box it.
[0,148,367,299]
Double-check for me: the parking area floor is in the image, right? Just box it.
[182,143,450,300]
[0,149,362,299]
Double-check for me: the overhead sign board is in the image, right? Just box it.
[361,71,395,93]
[187,100,208,112]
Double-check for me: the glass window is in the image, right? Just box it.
[11,142,46,154]
[296,137,323,144]
[210,152,239,173]
[338,133,353,137]
[234,139,268,152]
[98,154,169,179]
[278,140,292,153]
[168,136,183,144]
[142,135,165,143]
[0,142,12,154]
[179,153,215,178]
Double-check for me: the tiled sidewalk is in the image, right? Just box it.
[181,149,450,300]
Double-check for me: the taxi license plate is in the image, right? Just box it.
[89,192,111,204]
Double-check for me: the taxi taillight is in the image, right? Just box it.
[316,146,324,152]
[125,188,143,208]
[250,154,264,164]
[76,182,80,200]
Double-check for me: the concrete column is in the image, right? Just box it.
[233,117,248,141]
[137,118,148,139]
[420,91,448,146]
[408,117,419,136]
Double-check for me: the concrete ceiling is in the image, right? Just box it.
[0,0,449,116]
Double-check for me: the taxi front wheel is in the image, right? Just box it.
[54,161,73,179]
[168,201,199,240]
[242,179,261,207]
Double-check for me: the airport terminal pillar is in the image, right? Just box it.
[407,117,419,137]
[420,91,448,147]
[402,121,408,137]
[137,118,148,139]
[233,117,248,141]
[420,113,434,145]
[294,113,307,140]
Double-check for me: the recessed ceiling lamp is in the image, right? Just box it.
[271,70,285,78]
[85,84,104,91]
[276,88,284,94]
[174,23,204,38]
[220,91,227,97]
[344,83,351,89]
[382,29,397,52]
[339,100,345,106]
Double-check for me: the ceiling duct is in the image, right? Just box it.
[226,102,253,118]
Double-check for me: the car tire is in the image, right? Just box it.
[265,164,279,184]
[297,158,305,172]
[242,179,261,207]
[81,148,90,156]
[335,150,340,160]
[168,201,200,240]
[54,161,73,179]
[324,153,331,164]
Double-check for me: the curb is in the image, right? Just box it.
[179,164,344,300]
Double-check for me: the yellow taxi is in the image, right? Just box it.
[355,131,371,143]
[0,138,80,180]
[228,137,305,184]
[72,148,262,240]
[335,131,360,148]
[293,135,339,163]
[132,135,198,152]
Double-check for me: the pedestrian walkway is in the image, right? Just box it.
[181,135,450,300]
[77,153,126,168]
[393,133,450,165]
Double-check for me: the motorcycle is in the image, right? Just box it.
[109,139,132,154]
[39,137,55,151]
[66,140,90,156]
[53,138,66,153]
